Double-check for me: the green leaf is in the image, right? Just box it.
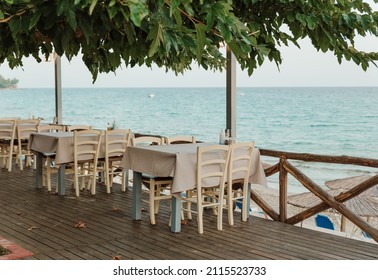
[29,11,41,30]
[89,0,98,15]
[127,0,149,27]
[0,11,4,20]
[147,23,164,57]
[195,23,206,64]
[296,13,307,26]
[67,10,77,30]
[306,16,317,30]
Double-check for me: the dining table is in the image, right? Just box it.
[29,131,126,195]
[120,142,268,233]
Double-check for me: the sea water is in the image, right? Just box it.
[1,87,377,192]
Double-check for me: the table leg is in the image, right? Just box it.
[132,171,142,220]
[35,152,43,189]
[57,163,66,195]
[171,195,182,233]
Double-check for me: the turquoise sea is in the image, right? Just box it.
[1,87,377,192]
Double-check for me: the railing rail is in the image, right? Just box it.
[256,148,378,242]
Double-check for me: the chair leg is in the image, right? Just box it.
[121,169,126,192]
[7,149,13,172]
[105,163,111,193]
[74,169,80,197]
[18,152,23,171]
[217,190,224,231]
[228,189,234,226]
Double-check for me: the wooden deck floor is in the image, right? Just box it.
[1,165,378,260]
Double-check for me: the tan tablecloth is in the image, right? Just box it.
[30,131,125,164]
[120,143,268,194]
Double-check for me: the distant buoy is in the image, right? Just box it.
[148,94,155,98]
[240,92,245,96]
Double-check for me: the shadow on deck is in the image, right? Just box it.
[1,165,377,260]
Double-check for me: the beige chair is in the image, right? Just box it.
[37,124,66,191]
[0,119,17,172]
[182,144,231,234]
[226,142,255,225]
[64,130,102,197]
[66,125,92,132]
[131,136,173,225]
[16,119,40,170]
[104,129,132,193]
[165,135,196,144]
[37,124,66,133]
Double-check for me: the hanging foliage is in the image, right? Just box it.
[0,0,377,81]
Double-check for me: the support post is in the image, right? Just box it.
[54,53,62,125]
[226,45,237,140]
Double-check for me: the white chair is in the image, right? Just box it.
[64,130,102,196]
[37,124,66,191]
[66,125,92,132]
[131,136,173,225]
[165,135,196,144]
[226,142,255,225]
[104,129,132,193]
[16,119,40,170]
[0,119,17,172]
[182,144,231,234]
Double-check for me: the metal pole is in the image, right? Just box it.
[226,45,237,139]
[54,53,62,124]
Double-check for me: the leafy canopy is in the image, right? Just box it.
[0,0,377,81]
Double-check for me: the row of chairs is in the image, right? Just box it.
[0,119,41,172]
[0,119,93,173]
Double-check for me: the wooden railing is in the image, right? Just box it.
[254,148,378,242]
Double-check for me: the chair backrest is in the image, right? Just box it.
[131,136,164,146]
[105,129,132,158]
[0,119,17,141]
[16,119,40,140]
[37,124,66,132]
[196,145,231,189]
[67,125,92,132]
[362,231,372,239]
[73,129,102,163]
[165,135,196,144]
[228,142,255,186]
[315,214,335,230]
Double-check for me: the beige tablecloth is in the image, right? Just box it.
[120,143,268,194]
[30,131,125,164]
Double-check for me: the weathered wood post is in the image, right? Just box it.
[279,157,288,222]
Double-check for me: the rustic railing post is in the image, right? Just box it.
[279,157,288,222]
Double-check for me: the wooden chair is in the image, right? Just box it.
[64,130,102,196]
[37,124,66,191]
[16,119,40,170]
[66,125,92,132]
[104,129,132,193]
[131,135,173,225]
[181,144,231,234]
[165,135,196,144]
[0,119,17,172]
[226,142,255,225]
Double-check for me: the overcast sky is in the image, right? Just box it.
[1,2,377,88]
